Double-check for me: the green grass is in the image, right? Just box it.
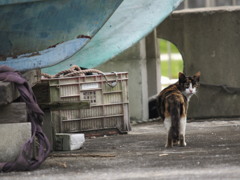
[161,60,183,79]
[159,39,179,54]
[159,39,183,79]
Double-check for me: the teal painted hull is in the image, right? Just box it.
[43,0,183,75]
[0,0,123,71]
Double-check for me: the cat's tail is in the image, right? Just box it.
[168,98,181,141]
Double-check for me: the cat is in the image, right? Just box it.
[157,72,200,148]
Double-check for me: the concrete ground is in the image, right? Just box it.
[1,119,240,180]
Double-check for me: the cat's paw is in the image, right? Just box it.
[165,144,173,148]
[180,142,187,147]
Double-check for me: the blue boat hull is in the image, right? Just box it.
[0,0,122,70]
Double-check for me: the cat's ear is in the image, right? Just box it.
[179,72,186,83]
[194,71,201,82]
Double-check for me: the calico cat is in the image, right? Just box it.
[157,72,200,148]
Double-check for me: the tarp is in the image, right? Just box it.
[0,65,50,172]
[43,0,183,74]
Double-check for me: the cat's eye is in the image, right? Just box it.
[185,83,189,88]
[192,81,199,87]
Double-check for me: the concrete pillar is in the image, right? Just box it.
[97,39,149,122]
[146,29,161,97]
[157,7,240,119]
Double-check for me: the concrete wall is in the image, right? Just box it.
[97,30,161,122]
[97,39,149,122]
[157,7,240,119]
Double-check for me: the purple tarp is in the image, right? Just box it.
[0,65,50,172]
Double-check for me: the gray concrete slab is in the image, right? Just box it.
[1,120,240,179]
[0,122,31,162]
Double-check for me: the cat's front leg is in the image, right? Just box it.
[179,135,186,147]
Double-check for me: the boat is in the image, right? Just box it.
[0,0,183,73]
[43,0,183,74]
[0,0,123,71]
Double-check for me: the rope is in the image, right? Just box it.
[41,65,118,88]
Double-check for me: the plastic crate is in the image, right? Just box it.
[40,72,130,135]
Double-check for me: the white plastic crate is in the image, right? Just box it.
[41,72,130,135]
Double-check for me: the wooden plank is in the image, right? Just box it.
[39,101,90,110]
[0,81,18,105]
[0,69,40,105]
[22,69,41,87]
[0,103,27,124]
